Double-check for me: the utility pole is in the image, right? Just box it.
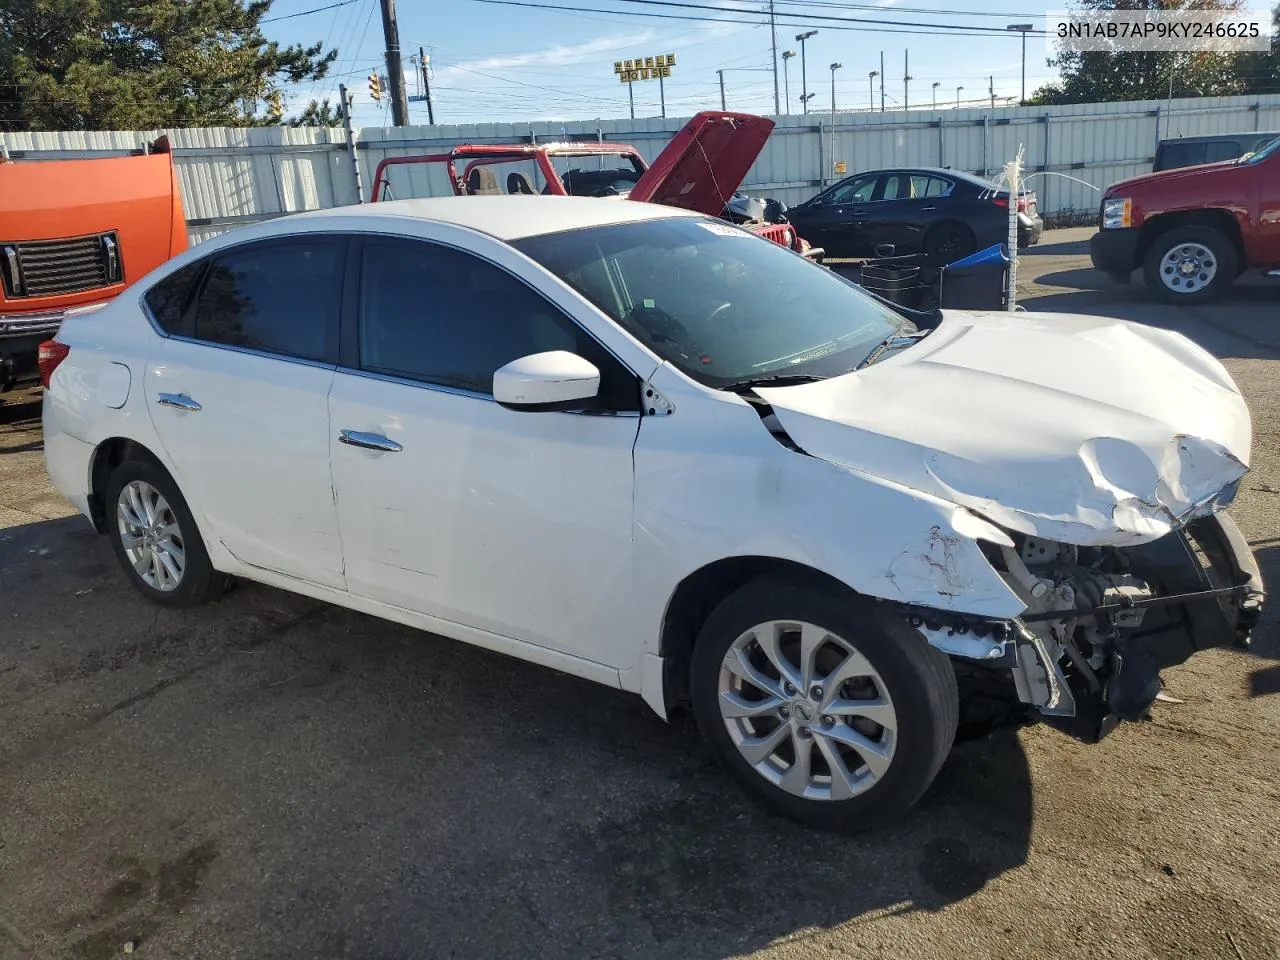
[418,46,435,124]
[903,50,911,112]
[659,73,666,118]
[989,75,995,109]
[718,69,727,110]
[868,70,878,112]
[879,50,885,112]
[796,31,817,114]
[338,84,364,203]
[830,62,842,182]
[628,82,635,120]
[769,0,780,115]
[1007,24,1034,103]
[378,0,409,126]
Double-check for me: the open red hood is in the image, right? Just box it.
[627,111,774,216]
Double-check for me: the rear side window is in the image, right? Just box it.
[143,262,204,336]
[192,239,344,363]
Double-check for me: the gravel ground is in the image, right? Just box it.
[1,228,1277,960]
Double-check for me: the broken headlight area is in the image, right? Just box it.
[903,512,1264,744]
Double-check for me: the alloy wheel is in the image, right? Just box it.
[717,620,898,801]
[117,479,186,592]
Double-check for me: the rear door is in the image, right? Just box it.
[143,235,347,589]
[860,172,956,255]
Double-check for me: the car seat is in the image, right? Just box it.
[466,167,501,195]
[507,172,535,195]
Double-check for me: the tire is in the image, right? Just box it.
[922,222,976,265]
[1142,225,1238,303]
[104,458,230,608]
[689,576,959,831]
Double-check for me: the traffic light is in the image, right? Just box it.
[369,72,382,102]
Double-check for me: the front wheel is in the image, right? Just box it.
[689,578,959,830]
[1142,225,1238,303]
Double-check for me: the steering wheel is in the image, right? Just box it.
[705,302,734,324]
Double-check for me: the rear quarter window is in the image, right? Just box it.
[143,261,204,336]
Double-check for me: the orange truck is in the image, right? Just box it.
[0,135,188,392]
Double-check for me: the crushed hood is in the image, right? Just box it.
[628,111,774,217]
[754,311,1251,547]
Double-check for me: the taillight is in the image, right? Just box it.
[991,194,1028,212]
[37,340,69,388]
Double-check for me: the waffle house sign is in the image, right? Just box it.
[614,54,677,83]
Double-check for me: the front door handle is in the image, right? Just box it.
[157,392,201,412]
[921,205,937,212]
[339,429,402,453]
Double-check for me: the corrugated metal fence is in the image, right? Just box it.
[4,92,1279,245]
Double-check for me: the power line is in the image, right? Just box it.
[261,0,364,23]
[462,0,1049,38]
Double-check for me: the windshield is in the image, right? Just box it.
[513,217,909,389]
[1240,136,1280,165]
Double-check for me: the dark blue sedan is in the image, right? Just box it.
[785,167,1043,263]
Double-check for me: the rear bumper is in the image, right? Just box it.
[1089,227,1140,277]
[41,410,96,522]
[1017,213,1044,247]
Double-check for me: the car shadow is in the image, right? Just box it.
[0,514,1036,960]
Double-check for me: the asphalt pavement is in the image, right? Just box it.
[1,228,1277,960]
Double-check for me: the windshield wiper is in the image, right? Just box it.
[856,325,928,370]
[721,373,828,392]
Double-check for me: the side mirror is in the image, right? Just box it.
[493,351,601,412]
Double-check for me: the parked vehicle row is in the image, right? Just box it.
[41,194,1263,830]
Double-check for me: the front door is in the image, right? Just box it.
[144,236,347,589]
[328,235,642,663]
[795,175,878,258]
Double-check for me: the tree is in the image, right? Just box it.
[0,0,337,131]
[1028,0,1280,105]
[284,98,343,127]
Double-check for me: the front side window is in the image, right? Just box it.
[192,239,343,362]
[827,177,877,204]
[356,239,639,410]
[515,217,909,389]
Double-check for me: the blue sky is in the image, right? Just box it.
[263,0,1069,126]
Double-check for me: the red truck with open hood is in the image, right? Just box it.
[370,111,820,258]
[0,136,188,391]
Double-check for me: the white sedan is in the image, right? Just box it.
[40,196,1264,829]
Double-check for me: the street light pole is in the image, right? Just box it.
[903,50,911,112]
[717,69,726,110]
[989,75,995,109]
[830,62,842,182]
[769,0,780,115]
[1006,23,1034,103]
[796,31,818,115]
[868,70,878,112]
[932,81,939,109]
[956,85,963,109]
[879,50,885,112]
[781,50,796,114]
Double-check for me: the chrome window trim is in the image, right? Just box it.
[166,334,338,372]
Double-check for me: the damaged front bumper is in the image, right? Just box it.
[904,512,1265,744]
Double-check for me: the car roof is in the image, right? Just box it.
[838,167,998,189]
[1158,131,1280,145]
[262,195,703,242]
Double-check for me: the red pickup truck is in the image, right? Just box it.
[1089,135,1280,302]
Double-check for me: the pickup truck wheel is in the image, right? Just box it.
[689,577,959,831]
[105,459,229,607]
[1143,226,1237,303]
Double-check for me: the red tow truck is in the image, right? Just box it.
[1090,134,1280,302]
[370,111,822,260]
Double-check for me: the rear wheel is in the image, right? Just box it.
[1142,225,1237,303]
[689,577,959,830]
[105,459,229,607]
[923,222,976,265]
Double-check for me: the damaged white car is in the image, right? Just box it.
[40,197,1264,829]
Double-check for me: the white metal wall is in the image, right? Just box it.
[4,92,1278,245]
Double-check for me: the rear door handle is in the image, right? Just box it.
[921,206,937,212]
[339,429,402,453]
[156,392,201,412]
